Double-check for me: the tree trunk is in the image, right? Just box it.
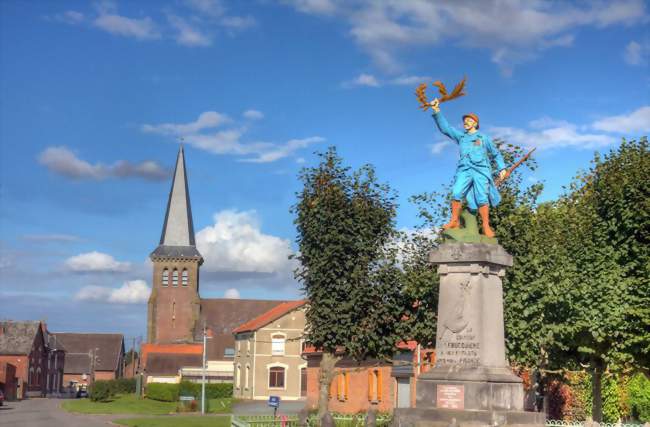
[591,360,603,422]
[318,352,341,420]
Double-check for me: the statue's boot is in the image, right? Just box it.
[442,200,462,230]
[478,205,495,238]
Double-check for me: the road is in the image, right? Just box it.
[0,398,117,427]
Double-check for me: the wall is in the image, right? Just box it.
[233,332,254,399]
[0,362,17,400]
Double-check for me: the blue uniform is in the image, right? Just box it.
[433,111,506,210]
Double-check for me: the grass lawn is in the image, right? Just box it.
[114,415,231,427]
[61,394,232,415]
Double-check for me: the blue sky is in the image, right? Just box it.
[1,0,648,341]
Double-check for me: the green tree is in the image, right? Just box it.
[556,138,650,421]
[293,147,407,418]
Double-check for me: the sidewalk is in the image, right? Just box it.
[233,400,307,416]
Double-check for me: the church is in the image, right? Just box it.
[142,146,289,383]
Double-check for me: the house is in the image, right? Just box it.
[44,329,65,395]
[0,362,18,401]
[0,320,49,398]
[142,146,292,384]
[303,342,436,413]
[232,300,307,401]
[54,333,124,390]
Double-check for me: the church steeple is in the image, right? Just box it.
[150,146,203,261]
[148,146,202,344]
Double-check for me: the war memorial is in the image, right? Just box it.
[392,81,544,426]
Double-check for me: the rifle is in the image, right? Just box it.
[495,147,536,187]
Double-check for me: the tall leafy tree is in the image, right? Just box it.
[293,147,407,417]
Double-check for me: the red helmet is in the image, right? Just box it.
[462,113,480,129]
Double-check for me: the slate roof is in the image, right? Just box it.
[146,352,202,376]
[196,299,289,361]
[233,300,307,333]
[0,321,42,355]
[151,146,203,263]
[55,333,124,373]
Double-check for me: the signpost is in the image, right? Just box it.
[268,395,280,418]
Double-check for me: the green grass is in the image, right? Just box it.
[61,394,233,415]
[114,415,231,427]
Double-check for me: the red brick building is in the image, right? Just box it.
[304,342,436,414]
[0,321,49,398]
[0,362,17,401]
[54,333,124,390]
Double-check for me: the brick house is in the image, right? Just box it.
[232,300,307,401]
[303,342,436,413]
[54,333,124,390]
[44,329,66,395]
[0,362,18,401]
[0,321,48,398]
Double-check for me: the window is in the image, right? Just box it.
[246,339,251,354]
[162,269,169,286]
[245,365,250,389]
[269,366,285,388]
[172,269,179,287]
[224,348,235,358]
[336,372,349,401]
[367,369,382,402]
[182,269,188,286]
[236,364,241,389]
[271,334,285,356]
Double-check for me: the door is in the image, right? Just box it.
[396,377,410,408]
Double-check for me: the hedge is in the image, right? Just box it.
[146,383,180,402]
[90,380,114,402]
[627,373,650,422]
[146,382,232,402]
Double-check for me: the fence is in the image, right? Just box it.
[545,420,647,427]
[232,414,392,427]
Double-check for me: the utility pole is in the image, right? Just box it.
[131,337,136,377]
[202,323,207,415]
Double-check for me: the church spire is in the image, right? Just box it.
[150,146,203,261]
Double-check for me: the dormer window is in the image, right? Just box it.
[182,269,189,286]
[172,269,179,287]
[162,269,169,287]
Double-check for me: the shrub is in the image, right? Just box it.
[111,378,136,394]
[602,373,622,423]
[627,373,650,422]
[90,380,114,402]
[146,383,179,402]
[178,381,232,399]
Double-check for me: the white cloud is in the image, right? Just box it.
[142,111,231,136]
[224,288,241,299]
[52,10,85,25]
[623,40,649,65]
[143,111,323,162]
[243,110,264,120]
[168,14,212,47]
[65,251,131,273]
[38,146,170,181]
[284,0,648,74]
[94,13,160,40]
[23,234,81,242]
[75,280,150,304]
[185,0,224,17]
[429,141,451,155]
[196,210,295,274]
[389,75,431,86]
[345,73,380,87]
[220,16,256,31]
[240,137,324,163]
[592,106,650,133]
[491,124,615,151]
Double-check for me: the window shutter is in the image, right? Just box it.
[344,372,350,400]
[377,369,383,402]
[329,375,336,399]
[367,371,373,401]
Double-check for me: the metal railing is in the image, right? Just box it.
[232,414,392,427]
[545,420,646,427]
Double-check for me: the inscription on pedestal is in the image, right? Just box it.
[437,328,481,366]
[436,384,464,409]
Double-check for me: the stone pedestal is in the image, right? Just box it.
[394,243,544,427]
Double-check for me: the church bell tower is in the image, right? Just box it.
[147,146,203,344]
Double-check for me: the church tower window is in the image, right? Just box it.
[182,269,189,286]
[172,269,179,287]
[162,269,169,287]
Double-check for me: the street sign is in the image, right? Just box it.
[268,395,280,408]
[180,395,194,401]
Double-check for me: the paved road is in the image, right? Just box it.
[0,398,117,427]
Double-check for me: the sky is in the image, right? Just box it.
[0,0,648,342]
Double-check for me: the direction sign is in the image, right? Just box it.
[268,395,280,408]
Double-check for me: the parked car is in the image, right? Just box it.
[0,390,4,406]
[76,388,88,398]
